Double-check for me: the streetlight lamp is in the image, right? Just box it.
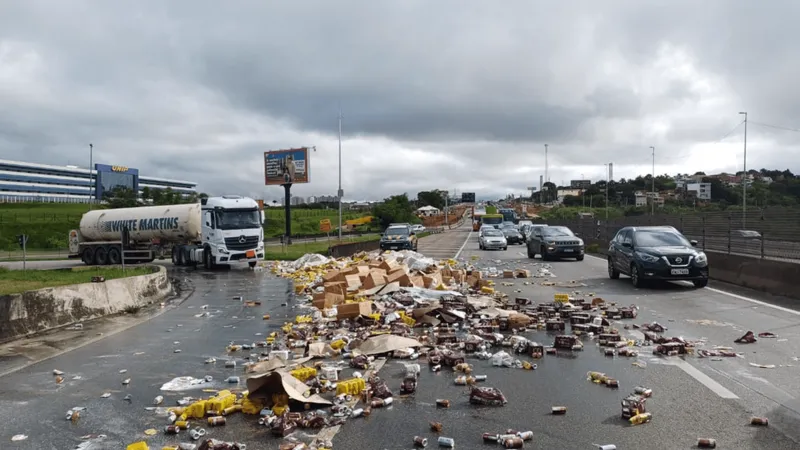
[650,146,655,216]
[739,111,748,228]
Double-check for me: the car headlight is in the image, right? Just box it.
[636,252,660,263]
[695,252,708,266]
[546,241,555,246]
[577,239,584,246]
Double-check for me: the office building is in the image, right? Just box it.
[0,158,197,203]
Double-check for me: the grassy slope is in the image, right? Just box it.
[0,203,371,250]
[0,266,154,295]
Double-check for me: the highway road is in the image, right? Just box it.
[1,224,799,448]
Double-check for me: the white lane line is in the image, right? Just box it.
[584,254,800,316]
[671,359,739,399]
[454,230,474,260]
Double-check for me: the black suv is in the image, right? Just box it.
[607,226,709,288]
[526,225,584,261]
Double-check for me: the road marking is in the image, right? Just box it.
[454,230,473,260]
[584,254,800,316]
[671,359,739,399]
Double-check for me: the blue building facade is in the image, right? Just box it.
[0,159,197,203]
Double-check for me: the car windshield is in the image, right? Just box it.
[541,226,574,237]
[215,209,261,230]
[634,230,690,247]
[385,227,409,236]
[484,230,503,237]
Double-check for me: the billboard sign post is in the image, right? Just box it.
[265,148,311,245]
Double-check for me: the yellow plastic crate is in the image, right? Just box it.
[126,443,150,450]
[335,377,366,396]
[207,390,236,413]
[290,367,318,382]
[185,400,207,419]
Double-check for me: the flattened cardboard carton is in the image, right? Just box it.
[345,274,362,289]
[337,301,373,320]
[362,271,388,290]
[324,282,346,296]
[503,270,515,279]
[313,292,345,310]
[323,269,345,283]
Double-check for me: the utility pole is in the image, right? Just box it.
[337,108,344,240]
[739,111,748,228]
[650,146,656,216]
[544,144,549,183]
[88,143,93,210]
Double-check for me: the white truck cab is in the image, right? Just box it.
[193,195,265,268]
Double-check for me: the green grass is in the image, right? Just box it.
[264,209,372,238]
[264,235,380,261]
[0,202,374,250]
[0,203,91,251]
[0,266,155,295]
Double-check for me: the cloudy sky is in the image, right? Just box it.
[1,1,799,202]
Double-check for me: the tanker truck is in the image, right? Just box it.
[68,195,265,269]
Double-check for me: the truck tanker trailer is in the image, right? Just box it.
[68,195,265,269]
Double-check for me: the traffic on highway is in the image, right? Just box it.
[1,207,799,449]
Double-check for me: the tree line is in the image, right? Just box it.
[534,168,800,210]
[104,186,208,209]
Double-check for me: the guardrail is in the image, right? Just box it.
[542,208,800,262]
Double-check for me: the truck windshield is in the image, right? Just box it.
[215,209,261,230]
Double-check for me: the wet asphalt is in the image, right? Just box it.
[1,226,800,449]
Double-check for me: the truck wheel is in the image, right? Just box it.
[203,247,215,270]
[108,247,121,265]
[171,247,180,265]
[81,248,95,265]
[177,248,185,266]
[94,246,109,265]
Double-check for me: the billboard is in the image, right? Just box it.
[264,148,310,185]
[461,192,476,203]
[94,164,139,199]
[570,179,591,189]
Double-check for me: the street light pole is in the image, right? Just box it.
[337,108,343,240]
[581,173,585,209]
[739,111,748,228]
[650,146,655,216]
[88,143,93,210]
[544,144,549,183]
[604,163,609,220]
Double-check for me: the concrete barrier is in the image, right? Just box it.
[0,265,172,344]
[329,240,381,258]
[584,238,800,299]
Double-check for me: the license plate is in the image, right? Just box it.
[670,269,689,275]
[245,250,256,258]
[562,249,574,252]
[390,246,398,250]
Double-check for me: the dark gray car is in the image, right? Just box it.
[526,226,584,261]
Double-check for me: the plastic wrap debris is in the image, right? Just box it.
[290,253,332,270]
[160,376,213,391]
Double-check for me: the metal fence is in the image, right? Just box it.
[541,208,800,262]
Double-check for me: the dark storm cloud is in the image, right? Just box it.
[0,0,799,201]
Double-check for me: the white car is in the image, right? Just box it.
[479,225,495,237]
[479,229,507,251]
[410,224,426,233]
